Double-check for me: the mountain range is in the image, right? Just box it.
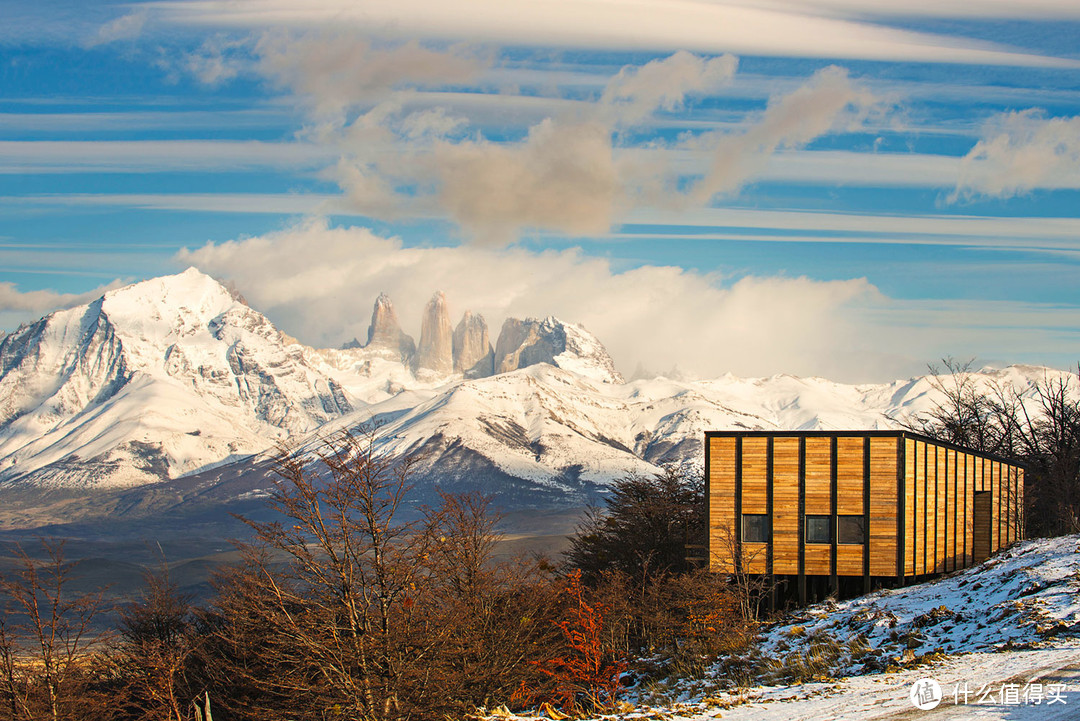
[0,268,1060,531]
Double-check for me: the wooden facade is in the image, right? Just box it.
[706,431,1024,603]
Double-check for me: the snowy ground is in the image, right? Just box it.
[491,536,1080,720]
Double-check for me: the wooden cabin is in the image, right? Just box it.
[706,430,1025,604]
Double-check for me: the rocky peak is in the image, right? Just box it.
[494,316,623,384]
[364,293,416,360]
[416,291,454,374]
[453,311,494,378]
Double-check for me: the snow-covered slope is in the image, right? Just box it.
[0,268,353,488]
[0,268,1066,500]
[488,535,1080,721]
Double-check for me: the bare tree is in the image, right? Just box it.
[114,564,195,721]
[0,539,107,721]
[711,523,772,623]
[213,427,440,720]
[910,358,1080,537]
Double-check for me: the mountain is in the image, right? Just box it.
[453,311,494,378]
[416,292,454,375]
[0,269,1066,529]
[363,292,415,360]
[494,316,623,384]
[0,268,352,489]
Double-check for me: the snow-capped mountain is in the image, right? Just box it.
[0,269,1063,516]
[0,269,353,488]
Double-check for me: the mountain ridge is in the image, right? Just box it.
[0,269,1066,518]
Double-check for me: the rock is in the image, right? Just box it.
[452,311,495,378]
[493,316,624,384]
[416,291,454,374]
[364,293,415,360]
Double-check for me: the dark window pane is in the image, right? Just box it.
[742,514,769,543]
[838,515,865,545]
[806,515,831,544]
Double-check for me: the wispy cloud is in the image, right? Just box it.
[688,65,882,202]
[0,279,125,314]
[0,140,333,173]
[951,109,1080,201]
[147,0,1076,67]
[84,10,148,47]
[176,219,1080,381]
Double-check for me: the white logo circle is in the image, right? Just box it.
[910,678,943,710]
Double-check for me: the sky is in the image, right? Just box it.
[2,0,1080,383]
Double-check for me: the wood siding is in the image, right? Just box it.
[707,431,1024,580]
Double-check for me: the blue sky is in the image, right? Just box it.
[2,0,1080,382]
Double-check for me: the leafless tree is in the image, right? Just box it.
[910,358,1080,537]
[113,564,195,721]
[711,523,772,623]
[0,539,108,721]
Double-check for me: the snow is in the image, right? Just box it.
[0,268,354,488]
[0,268,1073,493]
[487,536,1080,721]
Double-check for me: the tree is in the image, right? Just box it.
[113,565,196,721]
[532,570,626,716]
[0,539,107,721]
[564,465,704,586]
[213,426,437,720]
[204,427,567,720]
[910,359,1080,537]
[906,358,1016,455]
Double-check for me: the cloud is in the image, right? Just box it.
[0,280,124,314]
[429,119,620,244]
[176,219,901,381]
[149,0,1075,68]
[690,65,881,201]
[85,10,148,47]
[599,51,738,125]
[951,109,1080,201]
[309,57,884,242]
[0,140,333,174]
[253,31,487,120]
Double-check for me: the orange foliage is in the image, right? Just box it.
[531,570,626,715]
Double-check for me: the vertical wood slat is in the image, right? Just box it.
[991,461,1000,553]
[935,445,945,574]
[804,438,831,575]
[708,436,737,573]
[707,431,1023,582]
[906,438,917,577]
[869,436,898,577]
[916,441,926,576]
[772,438,800,574]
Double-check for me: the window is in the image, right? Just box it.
[838,515,865,545]
[742,514,770,543]
[806,515,831,544]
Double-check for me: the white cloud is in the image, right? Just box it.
[175,220,904,381]
[85,10,148,47]
[174,220,1080,381]
[951,109,1080,201]
[690,65,881,201]
[0,280,125,314]
[599,51,738,125]
[148,0,1075,67]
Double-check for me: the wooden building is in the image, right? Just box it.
[706,430,1025,604]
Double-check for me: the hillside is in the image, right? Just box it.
[0,268,1070,523]
[500,535,1080,720]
